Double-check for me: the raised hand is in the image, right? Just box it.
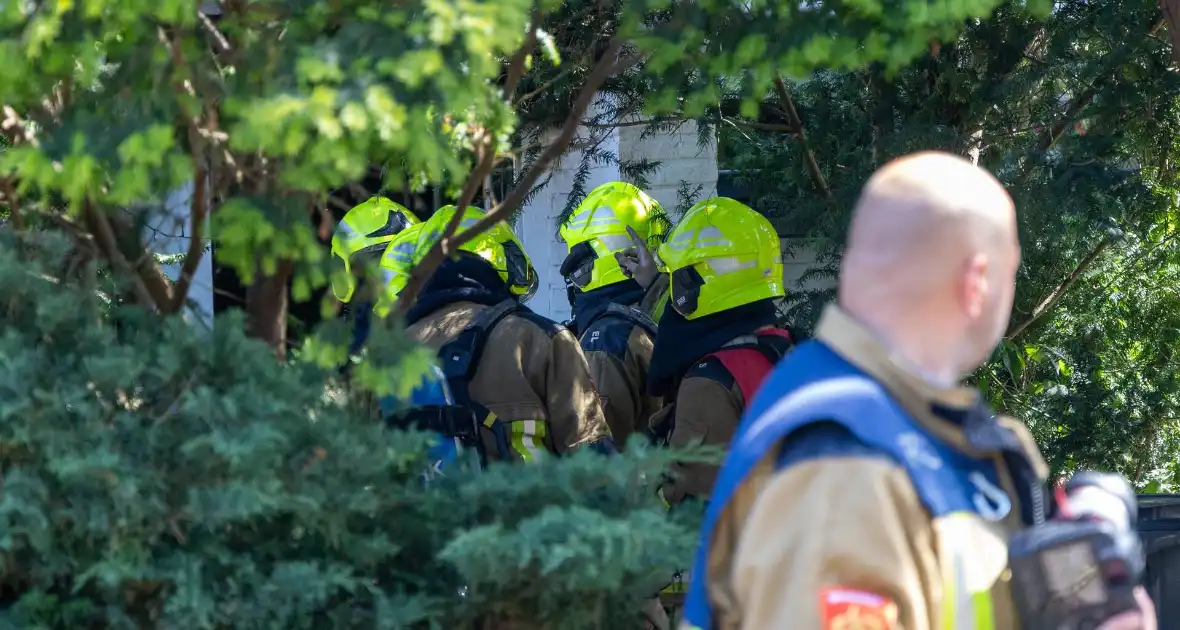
[615,225,659,289]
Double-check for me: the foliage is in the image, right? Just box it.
[718,0,1180,487]
[0,234,698,629]
[0,0,1112,626]
[0,0,1031,337]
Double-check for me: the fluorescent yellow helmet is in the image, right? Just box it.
[558,182,670,292]
[656,197,783,320]
[414,205,538,302]
[371,223,425,318]
[331,197,420,302]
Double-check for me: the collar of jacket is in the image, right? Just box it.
[636,273,669,318]
[404,254,515,327]
[815,303,1047,476]
[569,279,646,336]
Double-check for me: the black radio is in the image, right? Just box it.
[1008,472,1144,630]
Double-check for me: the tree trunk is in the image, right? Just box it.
[1162,0,1180,67]
[869,65,896,167]
[245,259,292,359]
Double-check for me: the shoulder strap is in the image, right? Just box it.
[605,303,657,335]
[707,347,773,405]
[578,302,657,342]
[438,300,520,401]
[436,300,521,460]
[703,328,794,405]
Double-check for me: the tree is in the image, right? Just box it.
[0,0,1057,626]
[0,0,1032,348]
[718,0,1180,487]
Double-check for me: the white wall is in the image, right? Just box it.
[780,238,835,293]
[143,180,214,326]
[618,120,719,213]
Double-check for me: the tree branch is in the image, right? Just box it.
[586,116,797,134]
[1006,239,1110,340]
[423,11,540,270]
[83,201,158,309]
[450,44,636,250]
[167,169,209,313]
[2,178,23,230]
[773,75,831,200]
[395,35,635,314]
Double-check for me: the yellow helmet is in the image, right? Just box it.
[371,223,425,318]
[414,205,538,302]
[656,197,783,320]
[558,182,670,292]
[331,197,419,302]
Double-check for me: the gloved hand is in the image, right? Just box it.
[615,225,659,289]
[1096,586,1156,630]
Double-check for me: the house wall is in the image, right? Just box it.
[617,121,719,214]
[780,239,834,296]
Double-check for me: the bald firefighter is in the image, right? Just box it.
[681,152,1154,630]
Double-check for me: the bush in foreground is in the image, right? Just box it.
[0,237,700,629]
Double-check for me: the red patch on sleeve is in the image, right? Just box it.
[819,586,899,629]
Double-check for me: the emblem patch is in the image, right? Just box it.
[819,586,898,630]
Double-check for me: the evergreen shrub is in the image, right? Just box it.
[0,235,702,629]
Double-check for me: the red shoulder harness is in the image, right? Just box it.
[704,327,793,405]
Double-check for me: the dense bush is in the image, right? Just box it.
[0,236,699,629]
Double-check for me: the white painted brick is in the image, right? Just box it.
[780,239,835,292]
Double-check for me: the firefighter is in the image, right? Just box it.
[679,152,1154,630]
[372,222,425,318]
[559,182,670,445]
[330,196,421,354]
[404,204,615,462]
[645,197,793,505]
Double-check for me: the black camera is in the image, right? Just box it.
[1008,472,1144,630]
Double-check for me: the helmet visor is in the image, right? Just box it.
[669,265,705,317]
[559,242,598,290]
[518,274,538,303]
[504,241,538,303]
[652,248,669,273]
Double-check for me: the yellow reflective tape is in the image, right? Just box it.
[510,420,546,462]
[482,412,498,428]
[972,590,994,630]
[661,570,690,594]
[939,512,996,630]
[941,565,957,630]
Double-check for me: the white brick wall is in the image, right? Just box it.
[780,238,835,294]
[617,121,719,214]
